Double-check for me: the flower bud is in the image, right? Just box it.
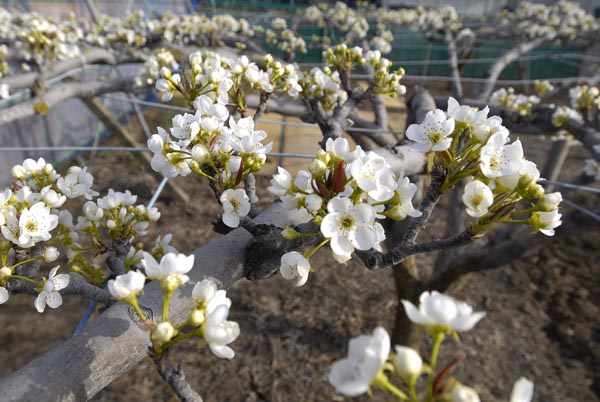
[189,309,205,326]
[192,279,217,303]
[43,246,59,262]
[153,321,176,343]
[11,165,26,179]
[393,345,423,380]
[0,266,11,279]
[192,144,209,163]
[452,385,480,402]
[159,66,171,79]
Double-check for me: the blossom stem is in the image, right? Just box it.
[162,289,173,322]
[407,377,419,402]
[305,238,330,260]
[426,331,445,402]
[373,371,409,401]
[128,297,148,322]
[9,275,42,287]
[11,256,42,270]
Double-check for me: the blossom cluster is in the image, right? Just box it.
[490,87,541,118]
[264,18,307,59]
[406,97,563,236]
[498,1,598,42]
[0,158,165,311]
[270,137,420,285]
[329,291,534,402]
[108,257,240,360]
[135,48,179,87]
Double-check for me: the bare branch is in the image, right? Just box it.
[478,36,546,102]
[443,32,463,99]
[152,351,204,402]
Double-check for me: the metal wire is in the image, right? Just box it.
[561,198,600,222]
[539,179,600,194]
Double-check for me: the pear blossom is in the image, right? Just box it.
[350,153,397,201]
[393,345,422,380]
[170,113,200,145]
[401,291,486,332]
[43,246,59,262]
[326,137,364,163]
[328,327,390,396]
[220,189,251,228]
[192,279,218,303]
[108,270,146,300]
[40,186,66,208]
[203,288,239,359]
[583,159,600,181]
[268,167,292,196]
[530,210,562,236]
[510,377,534,402]
[496,160,540,192]
[387,176,422,220]
[156,73,180,102]
[462,180,494,218]
[539,192,562,211]
[447,97,489,127]
[480,132,524,178]
[320,197,379,260]
[279,251,311,287]
[34,266,70,313]
[452,384,481,402]
[56,166,97,200]
[141,252,194,288]
[406,109,455,152]
[2,202,59,248]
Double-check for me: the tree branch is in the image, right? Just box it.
[152,351,204,402]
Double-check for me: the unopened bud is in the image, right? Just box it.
[0,266,11,279]
[189,309,205,326]
[153,321,176,343]
[159,66,171,79]
[281,227,301,240]
[393,345,422,380]
[43,246,59,262]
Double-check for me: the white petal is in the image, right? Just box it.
[34,292,47,313]
[0,287,8,304]
[52,274,70,291]
[401,300,432,326]
[46,292,63,309]
[510,377,534,402]
[209,344,235,359]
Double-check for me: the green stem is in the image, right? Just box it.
[129,297,148,322]
[373,371,409,401]
[426,331,445,402]
[408,377,419,402]
[12,256,42,269]
[305,238,330,260]
[162,289,173,321]
[9,275,43,287]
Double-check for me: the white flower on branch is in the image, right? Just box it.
[583,159,600,181]
[220,189,250,228]
[56,166,98,200]
[34,266,70,313]
[267,167,292,197]
[386,175,422,220]
[279,251,310,287]
[328,326,390,397]
[1,202,58,248]
[447,97,489,127]
[108,270,146,300]
[462,180,494,218]
[141,252,194,290]
[192,279,218,303]
[406,109,455,152]
[350,152,397,202]
[203,287,239,359]
[480,132,524,178]
[402,291,486,333]
[530,210,562,236]
[321,197,380,263]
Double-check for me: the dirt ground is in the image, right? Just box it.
[0,101,598,402]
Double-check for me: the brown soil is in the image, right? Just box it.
[0,105,598,402]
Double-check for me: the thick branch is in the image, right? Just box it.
[0,76,135,126]
[479,37,546,102]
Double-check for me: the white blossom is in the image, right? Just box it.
[328,327,390,397]
[447,97,489,126]
[108,270,146,300]
[141,252,194,287]
[387,176,422,220]
[34,266,70,313]
[0,286,8,304]
[279,251,310,287]
[220,189,251,228]
[401,291,486,332]
[452,384,481,402]
[406,109,455,152]
[2,202,59,248]
[203,288,239,359]
[531,210,562,236]
[268,167,292,196]
[320,197,379,261]
[480,132,524,178]
[462,180,494,218]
